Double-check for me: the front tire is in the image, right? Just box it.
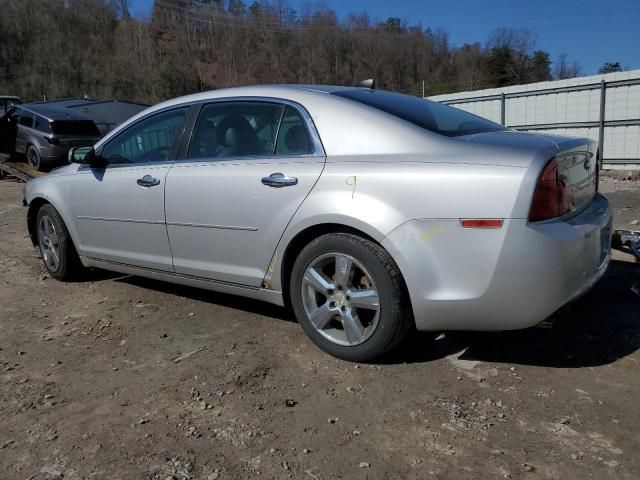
[290,233,413,362]
[36,204,83,280]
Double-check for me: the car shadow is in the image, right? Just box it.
[98,260,640,368]
[387,259,640,368]
[113,275,293,322]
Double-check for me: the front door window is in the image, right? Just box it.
[101,107,188,165]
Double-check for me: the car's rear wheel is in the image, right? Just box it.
[36,204,83,280]
[27,145,44,171]
[290,233,413,362]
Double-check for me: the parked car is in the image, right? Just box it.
[24,85,611,361]
[0,95,21,115]
[0,104,101,171]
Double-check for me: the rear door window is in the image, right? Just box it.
[275,107,313,155]
[187,102,284,160]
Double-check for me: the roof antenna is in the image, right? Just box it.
[357,79,375,89]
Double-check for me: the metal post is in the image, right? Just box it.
[500,93,506,126]
[422,80,425,99]
[598,80,606,164]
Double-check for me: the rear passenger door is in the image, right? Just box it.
[164,100,325,287]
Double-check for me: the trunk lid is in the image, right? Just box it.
[461,130,599,219]
[553,144,599,217]
[459,129,588,152]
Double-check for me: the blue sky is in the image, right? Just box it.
[131,0,640,75]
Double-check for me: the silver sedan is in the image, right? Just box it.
[24,85,612,361]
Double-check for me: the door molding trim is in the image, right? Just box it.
[166,221,258,231]
[77,216,165,225]
[80,256,285,306]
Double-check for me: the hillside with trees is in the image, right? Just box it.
[0,0,583,104]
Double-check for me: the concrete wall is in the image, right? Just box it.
[429,70,640,169]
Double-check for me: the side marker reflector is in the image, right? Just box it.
[460,219,504,229]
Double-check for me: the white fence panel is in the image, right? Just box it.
[429,70,640,168]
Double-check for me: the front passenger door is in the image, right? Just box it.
[70,106,190,271]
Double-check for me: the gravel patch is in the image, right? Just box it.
[599,175,640,193]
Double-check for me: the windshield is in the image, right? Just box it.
[51,120,100,136]
[333,89,507,137]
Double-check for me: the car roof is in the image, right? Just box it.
[0,95,20,101]
[19,104,94,122]
[149,84,364,110]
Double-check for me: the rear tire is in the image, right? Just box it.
[36,204,83,280]
[290,233,413,362]
[26,145,45,171]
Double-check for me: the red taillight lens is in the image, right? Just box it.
[529,157,572,222]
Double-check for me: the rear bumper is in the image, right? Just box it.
[39,145,68,160]
[382,194,612,331]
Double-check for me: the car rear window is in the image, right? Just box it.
[51,120,100,136]
[332,89,506,137]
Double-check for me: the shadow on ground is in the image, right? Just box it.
[99,259,639,368]
[393,260,640,368]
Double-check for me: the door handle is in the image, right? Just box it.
[137,175,161,187]
[261,172,298,188]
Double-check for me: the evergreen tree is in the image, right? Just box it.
[598,62,622,74]
[528,50,552,82]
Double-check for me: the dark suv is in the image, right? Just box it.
[0,104,101,171]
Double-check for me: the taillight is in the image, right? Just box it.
[529,157,572,222]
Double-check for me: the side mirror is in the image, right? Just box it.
[68,146,93,164]
[68,146,107,169]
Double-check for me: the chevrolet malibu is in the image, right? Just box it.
[24,85,612,361]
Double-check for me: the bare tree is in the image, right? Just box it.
[0,0,581,103]
[554,53,581,80]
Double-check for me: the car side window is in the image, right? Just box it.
[34,115,51,133]
[187,102,284,160]
[275,107,313,155]
[101,107,188,165]
[19,111,34,128]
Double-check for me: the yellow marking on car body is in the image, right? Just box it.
[420,226,445,244]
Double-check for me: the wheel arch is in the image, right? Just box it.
[27,197,50,246]
[277,222,410,311]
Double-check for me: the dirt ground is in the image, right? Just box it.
[1,176,639,480]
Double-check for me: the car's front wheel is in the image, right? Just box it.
[290,233,413,362]
[36,204,83,280]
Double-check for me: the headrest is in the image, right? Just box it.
[217,114,255,147]
[284,125,310,154]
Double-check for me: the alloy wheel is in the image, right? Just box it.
[38,215,60,272]
[301,252,380,346]
[27,147,39,169]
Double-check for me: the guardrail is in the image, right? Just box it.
[436,78,640,166]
